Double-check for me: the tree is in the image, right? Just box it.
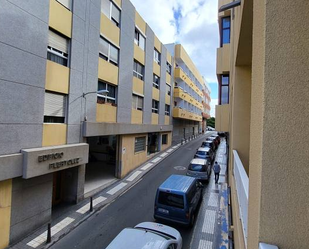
[207,117,215,128]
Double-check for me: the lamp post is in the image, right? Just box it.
[82,89,109,121]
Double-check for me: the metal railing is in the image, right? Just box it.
[233,150,249,247]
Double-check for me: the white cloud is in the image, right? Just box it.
[130,0,219,84]
[210,99,218,117]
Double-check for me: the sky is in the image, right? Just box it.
[130,0,219,117]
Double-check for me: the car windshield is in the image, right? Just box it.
[158,192,184,209]
[196,151,206,156]
[189,164,205,172]
[202,142,211,147]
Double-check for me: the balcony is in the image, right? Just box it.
[175,67,203,98]
[174,88,203,111]
[233,150,249,247]
[173,108,202,122]
[216,44,230,74]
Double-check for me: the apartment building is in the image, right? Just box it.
[202,81,211,131]
[0,0,196,247]
[216,0,309,248]
[166,44,209,143]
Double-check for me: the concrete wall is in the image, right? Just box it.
[161,132,172,151]
[117,0,135,123]
[215,104,230,132]
[172,119,199,144]
[248,1,309,248]
[143,26,155,124]
[159,46,167,124]
[0,0,49,155]
[10,175,53,244]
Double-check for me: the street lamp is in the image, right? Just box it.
[82,90,109,121]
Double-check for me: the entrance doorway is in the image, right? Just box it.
[147,133,159,155]
[85,135,118,196]
[52,171,65,206]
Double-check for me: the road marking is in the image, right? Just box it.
[27,218,75,248]
[141,163,153,170]
[198,240,213,249]
[107,182,127,195]
[172,146,178,149]
[174,166,186,171]
[126,171,142,182]
[151,157,161,163]
[208,193,218,207]
[167,149,173,153]
[160,152,168,157]
[76,196,107,214]
[202,210,216,234]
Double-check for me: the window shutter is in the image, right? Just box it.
[48,30,68,53]
[135,137,146,152]
[56,0,71,9]
[137,96,143,110]
[44,92,66,117]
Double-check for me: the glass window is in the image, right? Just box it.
[47,30,69,67]
[153,74,160,89]
[221,86,229,104]
[111,4,120,26]
[97,81,117,104]
[152,100,159,113]
[134,29,145,51]
[133,60,144,80]
[166,84,171,96]
[158,192,184,209]
[101,0,110,18]
[162,134,168,145]
[222,75,229,85]
[166,62,172,75]
[132,94,143,110]
[44,91,66,123]
[221,16,230,46]
[101,0,121,27]
[99,37,119,66]
[154,49,161,64]
[165,104,170,116]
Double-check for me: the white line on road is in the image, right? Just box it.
[76,196,107,214]
[207,193,218,207]
[167,149,173,153]
[160,152,168,157]
[107,182,127,195]
[198,240,213,249]
[27,218,75,248]
[141,163,153,170]
[172,146,178,149]
[151,157,161,163]
[126,171,143,182]
[202,210,216,234]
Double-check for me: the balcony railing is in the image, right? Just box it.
[233,150,249,247]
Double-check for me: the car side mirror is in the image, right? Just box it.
[199,182,204,188]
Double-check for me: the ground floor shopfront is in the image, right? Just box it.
[172,119,202,144]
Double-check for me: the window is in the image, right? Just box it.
[166,84,171,96]
[221,16,230,46]
[134,29,145,51]
[158,192,184,209]
[153,74,160,89]
[56,0,71,9]
[165,105,170,116]
[47,30,69,66]
[220,75,229,104]
[101,0,121,27]
[152,100,159,114]
[135,136,146,153]
[99,37,119,66]
[162,134,168,145]
[166,62,172,75]
[44,92,66,123]
[132,94,143,111]
[97,81,117,104]
[154,49,161,64]
[133,60,144,80]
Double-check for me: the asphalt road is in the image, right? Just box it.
[51,133,214,249]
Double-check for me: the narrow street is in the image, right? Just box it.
[50,134,215,249]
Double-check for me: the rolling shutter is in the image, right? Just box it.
[135,137,146,153]
[48,30,68,53]
[44,92,66,117]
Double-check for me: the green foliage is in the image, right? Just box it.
[207,117,215,128]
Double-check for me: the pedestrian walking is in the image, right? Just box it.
[213,161,221,184]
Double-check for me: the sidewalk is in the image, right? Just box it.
[190,138,229,249]
[10,133,212,249]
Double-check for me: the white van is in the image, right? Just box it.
[106,222,182,249]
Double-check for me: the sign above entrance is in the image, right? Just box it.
[22,143,89,179]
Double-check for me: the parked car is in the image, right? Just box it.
[210,135,221,145]
[195,147,215,162]
[186,158,211,182]
[206,137,218,149]
[154,175,203,227]
[201,140,216,152]
[106,222,182,249]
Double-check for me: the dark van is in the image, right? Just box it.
[154,175,203,226]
